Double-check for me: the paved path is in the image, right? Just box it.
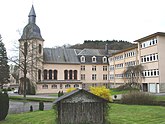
[9,101,53,114]
[9,93,57,99]
[8,93,56,114]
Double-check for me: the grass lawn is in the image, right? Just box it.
[48,93,59,97]
[1,110,55,124]
[110,88,130,95]
[1,103,165,124]
[109,104,165,124]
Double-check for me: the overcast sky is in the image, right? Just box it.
[1,0,165,55]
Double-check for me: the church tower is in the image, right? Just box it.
[19,5,44,92]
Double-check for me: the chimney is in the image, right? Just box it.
[105,44,108,55]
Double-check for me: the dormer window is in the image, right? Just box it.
[81,56,85,63]
[103,56,107,63]
[92,56,96,63]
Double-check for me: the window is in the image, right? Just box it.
[115,74,123,78]
[125,51,136,58]
[141,38,158,49]
[74,70,77,80]
[49,70,52,79]
[39,44,42,54]
[24,42,28,55]
[141,53,158,63]
[115,63,123,68]
[150,54,152,61]
[65,84,71,88]
[80,56,85,63]
[92,74,97,80]
[92,65,96,71]
[92,83,97,87]
[114,55,123,60]
[64,70,68,80]
[60,84,63,89]
[92,56,96,63]
[43,70,47,80]
[103,66,107,71]
[143,69,159,77]
[125,61,136,67]
[81,65,85,71]
[38,69,41,81]
[81,74,85,80]
[110,65,114,70]
[51,84,57,89]
[156,54,158,60]
[110,75,114,80]
[54,70,57,80]
[74,84,79,88]
[69,70,73,80]
[42,84,48,89]
[103,74,107,80]
[103,56,107,63]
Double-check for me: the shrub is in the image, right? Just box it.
[116,83,139,91]
[66,88,76,93]
[121,91,155,105]
[90,86,112,101]
[0,91,9,121]
[39,101,44,111]
[30,105,33,112]
[7,87,12,91]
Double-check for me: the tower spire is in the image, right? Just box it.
[28,5,36,24]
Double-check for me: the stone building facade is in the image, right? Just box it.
[19,6,165,93]
[19,6,110,93]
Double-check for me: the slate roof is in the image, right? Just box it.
[19,5,44,41]
[43,47,80,64]
[53,89,110,104]
[43,47,113,64]
[78,56,108,64]
[78,49,106,56]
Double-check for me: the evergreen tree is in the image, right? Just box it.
[0,35,9,89]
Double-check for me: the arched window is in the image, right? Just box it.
[64,70,68,80]
[49,70,52,79]
[39,44,42,54]
[54,70,57,80]
[69,70,72,80]
[74,70,77,80]
[43,70,47,80]
[38,69,41,81]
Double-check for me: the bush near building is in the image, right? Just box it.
[90,86,112,101]
[121,91,155,105]
[66,87,76,93]
[0,91,9,121]
[39,101,44,111]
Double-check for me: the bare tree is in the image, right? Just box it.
[9,39,43,99]
[123,64,144,90]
